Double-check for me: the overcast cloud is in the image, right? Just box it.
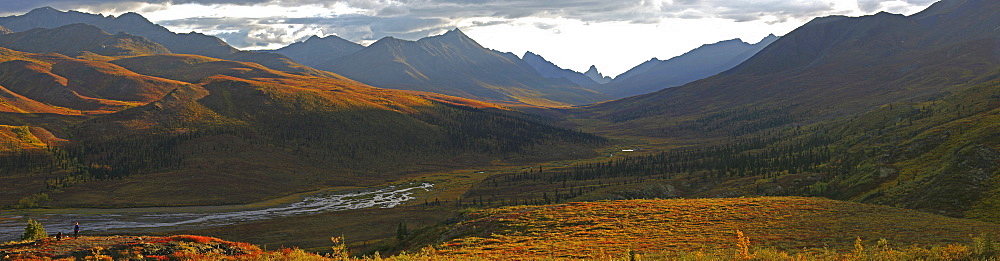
[0,0,939,75]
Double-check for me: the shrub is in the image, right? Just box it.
[971,234,996,259]
[21,219,47,241]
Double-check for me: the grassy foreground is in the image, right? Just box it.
[3,197,998,260]
[422,197,999,260]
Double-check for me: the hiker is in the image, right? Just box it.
[56,232,63,241]
[73,222,80,238]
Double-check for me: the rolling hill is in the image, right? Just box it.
[325,29,608,107]
[0,45,605,208]
[0,23,170,57]
[423,197,1000,259]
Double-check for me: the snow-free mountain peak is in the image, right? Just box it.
[26,6,60,15]
[115,12,153,24]
[422,28,481,48]
[327,31,607,106]
[522,51,599,86]
[584,65,612,84]
[268,34,364,69]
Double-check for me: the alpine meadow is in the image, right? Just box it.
[0,0,997,260]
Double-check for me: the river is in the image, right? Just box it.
[0,182,433,242]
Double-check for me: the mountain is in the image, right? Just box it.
[612,58,660,81]
[0,7,334,78]
[0,23,170,57]
[573,0,999,220]
[325,29,608,107]
[583,65,612,84]
[0,25,11,34]
[521,51,597,86]
[592,34,778,98]
[266,35,364,70]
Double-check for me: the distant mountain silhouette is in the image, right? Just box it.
[583,65,612,84]
[0,7,334,77]
[0,23,170,57]
[266,35,364,70]
[521,51,598,86]
[587,0,998,121]
[593,34,778,98]
[612,58,660,81]
[326,29,607,106]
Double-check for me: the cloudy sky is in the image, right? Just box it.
[2,0,938,76]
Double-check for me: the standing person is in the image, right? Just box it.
[73,222,80,238]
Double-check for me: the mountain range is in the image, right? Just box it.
[0,7,335,78]
[591,34,779,98]
[284,29,608,107]
[575,0,999,219]
[0,23,170,58]
[520,51,600,86]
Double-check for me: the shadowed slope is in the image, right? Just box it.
[582,0,999,125]
[522,51,598,86]
[0,8,336,77]
[52,59,192,102]
[594,34,778,98]
[0,60,133,112]
[327,29,607,107]
[0,23,169,57]
[0,85,79,115]
[267,34,364,69]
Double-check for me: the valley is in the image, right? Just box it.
[1,0,998,259]
[0,183,432,242]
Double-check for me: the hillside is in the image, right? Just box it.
[0,48,605,208]
[566,0,999,221]
[325,29,608,107]
[0,7,335,78]
[0,23,170,57]
[423,197,1000,259]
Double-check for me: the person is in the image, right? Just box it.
[56,232,63,241]
[73,222,80,238]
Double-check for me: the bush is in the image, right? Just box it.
[21,219,47,241]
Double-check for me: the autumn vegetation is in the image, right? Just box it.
[4,197,998,260]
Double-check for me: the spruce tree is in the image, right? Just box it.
[396,222,408,241]
[21,219,47,241]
